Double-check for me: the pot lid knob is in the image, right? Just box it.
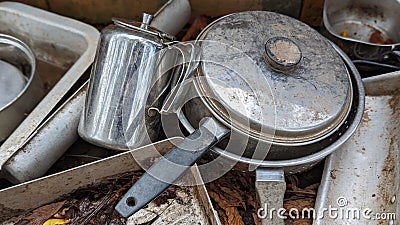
[264,37,302,72]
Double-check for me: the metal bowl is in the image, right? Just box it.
[0,34,42,142]
[322,0,400,74]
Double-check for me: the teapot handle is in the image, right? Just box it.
[154,41,201,114]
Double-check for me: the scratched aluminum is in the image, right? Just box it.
[314,71,400,225]
[196,11,353,144]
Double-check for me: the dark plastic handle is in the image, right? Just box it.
[115,118,229,217]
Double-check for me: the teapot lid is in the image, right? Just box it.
[195,11,353,144]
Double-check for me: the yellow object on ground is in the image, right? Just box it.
[43,218,68,225]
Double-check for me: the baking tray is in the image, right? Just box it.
[0,2,99,169]
[314,71,399,225]
[0,138,221,225]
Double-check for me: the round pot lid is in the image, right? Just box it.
[195,11,353,144]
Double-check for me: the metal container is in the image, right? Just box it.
[314,71,399,225]
[78,15,197,150]
[116,11,365,225]
[0,2,100,178]
[322,0,400,73]
[0,34,41,142]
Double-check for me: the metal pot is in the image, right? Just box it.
[322,0,400,74]
[116,11,365,224]
[0,34,42,142]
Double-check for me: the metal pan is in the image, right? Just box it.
[322,0,400,73]
[314,71,399,225]
[0,2,100,174]
[2,82,87,183]
[1,0,192,184]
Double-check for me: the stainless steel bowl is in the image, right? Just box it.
[322,0,400,74]
[0,34,42,142]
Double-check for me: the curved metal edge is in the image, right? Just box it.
[0,34,36,111]
[322,0,400,48]
[112,18,175,42]
[194,12,355,147]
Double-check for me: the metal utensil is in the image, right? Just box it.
[116,12,365,224]
[150,0,191,36]
[0,33,41,142]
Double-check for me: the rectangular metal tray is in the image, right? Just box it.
[0,138,221,225]
[0,2,99,168]
[314,71,400,225]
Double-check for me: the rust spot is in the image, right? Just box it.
[377,135,398,211]
[382,137,396,174]
[330,169,337,180]
[0,203,25,222]
[369,31,394,44]
[361,111,371,124]
[388,91,400,116]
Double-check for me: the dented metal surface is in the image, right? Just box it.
[314,71,400,225]
[0,2,99,173]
